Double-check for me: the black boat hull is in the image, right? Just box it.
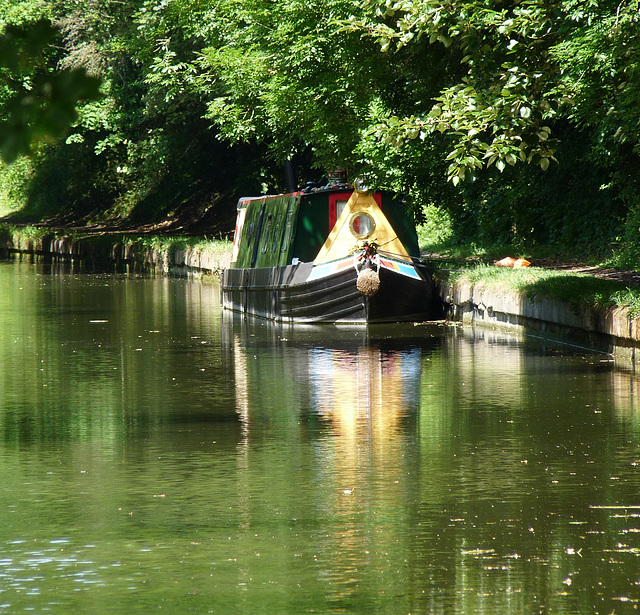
[221,259,437,323]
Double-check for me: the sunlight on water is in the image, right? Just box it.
[2,260,640,613]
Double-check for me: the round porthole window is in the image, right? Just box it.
[349,212,376,239]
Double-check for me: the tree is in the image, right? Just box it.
[352,0,574,185]
[200,0,394,176]
[1,0,273,227]
[0,18,101,163]
[1,0,638,260]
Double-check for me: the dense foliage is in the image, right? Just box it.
[0,0,639,263]
[0,17,100,163]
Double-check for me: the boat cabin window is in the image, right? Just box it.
[349,212,376,239]
[328,192,352,229]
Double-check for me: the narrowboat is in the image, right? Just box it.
[220,178,437,323]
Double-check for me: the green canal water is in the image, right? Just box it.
[2,259,640,614]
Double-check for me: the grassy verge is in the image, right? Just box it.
[416,204,640,317]
[134,235,234,272]
[121,234,232,259]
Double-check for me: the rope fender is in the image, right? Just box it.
[352,241,381,297]
[356,267,380,297]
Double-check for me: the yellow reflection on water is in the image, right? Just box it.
[312,347,411,441]
[307,345,420,601]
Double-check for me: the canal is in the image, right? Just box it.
[1,259,640,614]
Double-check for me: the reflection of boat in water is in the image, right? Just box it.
[310,344,422,438]
[222,312,440,431]
[221,176,438,324]
[221,312,440,605]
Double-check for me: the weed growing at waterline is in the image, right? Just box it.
[446,265,640,317]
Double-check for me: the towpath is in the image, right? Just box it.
[423,253,640,288]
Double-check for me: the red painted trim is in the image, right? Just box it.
[328,191,381,228]
[328,192,352,228]
[329,199,337,229]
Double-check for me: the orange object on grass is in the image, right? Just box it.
[513,258,531,268]
[494,257,531,268]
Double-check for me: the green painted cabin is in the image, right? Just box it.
[230,190,420,270]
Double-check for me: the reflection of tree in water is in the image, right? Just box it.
[413,328,640,613]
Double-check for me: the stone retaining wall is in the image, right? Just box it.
[0,232,231,276]
[440,281,640,358]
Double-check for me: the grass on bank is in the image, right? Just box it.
[123,234,233,272]
[416,206,640,317]
[442,265,640,317]
[126,234,232,258]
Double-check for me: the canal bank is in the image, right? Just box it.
[0,227,231,276]
[3,225,640,357]
[439,279,640,359]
